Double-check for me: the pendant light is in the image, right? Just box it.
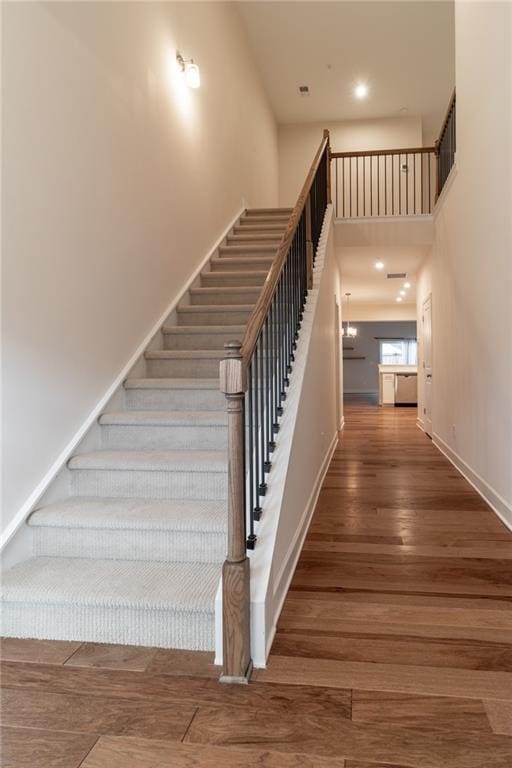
[342,292,357,337]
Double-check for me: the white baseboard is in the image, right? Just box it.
[433,432,512,532]
[1,203,246,554]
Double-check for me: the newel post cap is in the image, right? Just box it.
[220,340,247,395]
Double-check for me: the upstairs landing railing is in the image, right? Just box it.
[332,90,456,219]
[332,147,437,218]
[219,131,331,683]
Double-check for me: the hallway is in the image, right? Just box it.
[256,398,512,765]
[2,400,512,767]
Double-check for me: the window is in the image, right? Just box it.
[380,339,417,365]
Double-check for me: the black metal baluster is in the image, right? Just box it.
[252,343,262,522]
[246,362,256,548]
[413,153,416,215]
[264,315,272,472]
[370,156,373,216]
[258,332,266,499]
[392,155,394,215]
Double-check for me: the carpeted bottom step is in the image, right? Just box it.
[0,557,220,650]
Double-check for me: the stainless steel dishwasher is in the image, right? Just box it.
[395,373,417,406]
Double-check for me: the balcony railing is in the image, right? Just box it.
[436,90,456,199]
[332,90,456,219]
[332,147,436,218]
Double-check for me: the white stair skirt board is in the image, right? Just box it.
[215,204,338,669]
[1,204,290,651]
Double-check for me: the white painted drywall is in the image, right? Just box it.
[1,2,278,533]
[279,116,423,205]
[416,2,512,525]
[348,303,417,322]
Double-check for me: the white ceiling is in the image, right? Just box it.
[238,1,455,142]
[337,245,428,305]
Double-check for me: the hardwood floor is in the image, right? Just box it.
[2,399,511,767]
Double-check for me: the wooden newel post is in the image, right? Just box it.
[219,340,252,684]
[324,128,332,205]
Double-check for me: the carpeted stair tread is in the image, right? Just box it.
[28,497,227,532]
[145,350,225,360]
[161,325,246,335]
[124,378,219,390]
[178,303,254,312]
[99,410,227,427]
[68,450,227,472]
[1,557,220,612]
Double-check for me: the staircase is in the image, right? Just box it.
[1,208,291,651]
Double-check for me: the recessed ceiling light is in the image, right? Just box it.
[403,281,411,288]
[374,260,384,270]
[396,297,403,302]
[399,290,406,296]
[354,83,368,100]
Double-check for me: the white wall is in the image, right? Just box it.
[279,116,423,205]
[416,2,512,525]
[349,303,417,322]
[1,2,278,534]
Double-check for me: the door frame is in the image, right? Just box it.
[421,293,433,437]
[334,297,343,430]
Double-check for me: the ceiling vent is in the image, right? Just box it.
[299,85,309,96]
[386,272,407,279]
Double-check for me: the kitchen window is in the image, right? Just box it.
[379,339,418,365]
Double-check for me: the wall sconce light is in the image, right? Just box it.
[176,52,200,89]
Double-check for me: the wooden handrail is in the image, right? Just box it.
[240,131,330,364]
[331,146,435,159]
[436,89,456,148]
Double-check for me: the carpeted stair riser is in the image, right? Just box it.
[162,326,245,351]
[209,255,273,272]
[233,224,285,234]
[1,603,215,649]
[200,271,267,288]
[71,468,227,500]
[124,382,224,411]
[100,422,227,450]
[177,306,253,326]
[226,234,282,245]
[245,207,292,214]
[189,287,261,305]
[32,527,226,563]
[145,354,223,378]
[219,245,276,257]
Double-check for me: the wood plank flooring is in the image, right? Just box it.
[2,398,511,767]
